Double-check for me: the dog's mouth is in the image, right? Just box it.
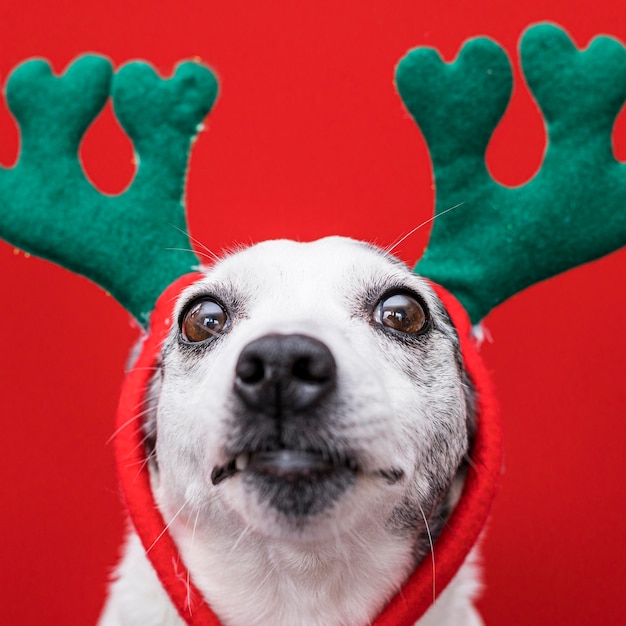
[211,446,405,518]
[211,447,366,518]
[211,449,359,485]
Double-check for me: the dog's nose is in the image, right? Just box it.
[234,334,336,413]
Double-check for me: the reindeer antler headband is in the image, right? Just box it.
[1,55,217,325]
[403,23,626,322]
[2,22,625,626]
[3,24,625,325]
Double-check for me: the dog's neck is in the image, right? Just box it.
[161,495,418,626]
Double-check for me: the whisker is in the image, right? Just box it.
[127,432,157,461]
[106,403,155,445]
[165,247,214,265]
[417,502,436,604]
[145,499,190,554]
[122,456,152,470]
[127,396,152,414]
[187,508,201,615]
[106,413,144,445]
[125,457,155,488]
[385,202,465,256]
[169,224,221,263]
[464,451,501,485]
[256,559,278,590]
[166,245,216,265]
[170,553,196,614]
[230,523,253,556]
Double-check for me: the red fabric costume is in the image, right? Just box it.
[115,274,503,626]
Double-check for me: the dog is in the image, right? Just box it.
[99,236,483,626]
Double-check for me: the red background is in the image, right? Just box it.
[1,1,625,624]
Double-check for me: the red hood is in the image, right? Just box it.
[114,273,503,626]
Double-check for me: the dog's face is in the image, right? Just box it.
[146,237,474,548]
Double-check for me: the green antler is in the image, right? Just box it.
[0,55,218,326]
[397,23,626,323]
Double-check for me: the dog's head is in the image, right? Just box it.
[144,237,475,548]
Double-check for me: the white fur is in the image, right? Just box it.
[100,237,483,626]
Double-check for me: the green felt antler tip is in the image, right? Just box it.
[0,54,219,327]
[397,23,626,323]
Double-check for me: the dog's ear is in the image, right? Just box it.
[397,23,626,323]
[436,299,478,442]
[0,55,219,327]
[142,361,163,468]
[123,338,163,466]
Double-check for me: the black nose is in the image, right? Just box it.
[234,334,337,413]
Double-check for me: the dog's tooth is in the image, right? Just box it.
[235,453,249,471]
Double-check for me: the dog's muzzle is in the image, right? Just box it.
[211,334,361,512]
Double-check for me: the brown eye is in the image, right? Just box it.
[374,292,429,335]
[181,299,229,343]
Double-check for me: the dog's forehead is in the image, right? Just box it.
[225,237,402,271]
[190,237,419,304]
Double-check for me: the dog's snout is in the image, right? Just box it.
[234,334,336,413]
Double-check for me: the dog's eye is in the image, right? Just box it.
[374,292,429,335]
[181,298,229,343]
